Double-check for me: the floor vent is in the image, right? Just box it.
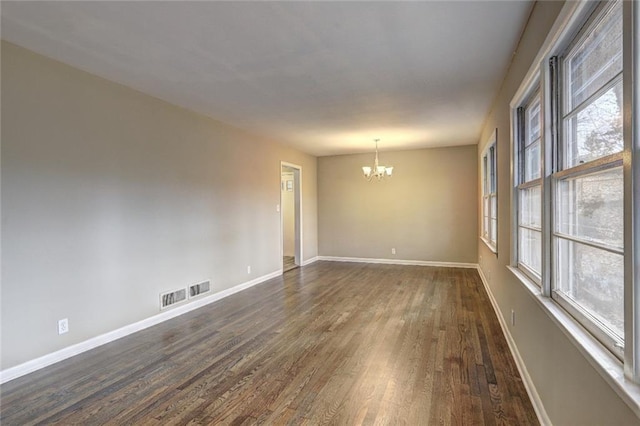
[189,280,211,298]
[160,288,187,310]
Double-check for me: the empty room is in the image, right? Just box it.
[2,0,640,424]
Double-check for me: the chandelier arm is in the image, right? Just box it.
[362,138,392,181]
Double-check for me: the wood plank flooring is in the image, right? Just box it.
[283,256,297,273]
[0,262,538,425]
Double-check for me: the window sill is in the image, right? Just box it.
[507,266,640,418]
[480,237,497,254]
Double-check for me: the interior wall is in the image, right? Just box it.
[318,146,477,263]
[281,170,295,257]
[476,2,639,424]
[1,41,318,370]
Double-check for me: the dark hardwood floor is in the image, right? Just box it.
[0,262,538,425]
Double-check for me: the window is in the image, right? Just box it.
[481,132,497,252]
[507,0,640,409]
[516,91,542,283]
[553,0,624,355]
[510,0,629,364]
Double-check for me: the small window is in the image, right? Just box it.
[516,91,542,283]
[481,131,498,252]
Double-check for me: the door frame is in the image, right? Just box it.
[280,161,303,270]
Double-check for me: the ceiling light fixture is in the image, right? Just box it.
[362,139,393,181]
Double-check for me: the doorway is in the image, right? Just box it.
[281,162,302,273]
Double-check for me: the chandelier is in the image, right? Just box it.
[362,139,393,181]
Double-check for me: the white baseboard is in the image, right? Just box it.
[0,269,283,384]
[475,266,550,426]
[302,256,319,266]
[317,256,477,269]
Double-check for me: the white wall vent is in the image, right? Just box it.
[189,280,211,298]
[160,288,187,310]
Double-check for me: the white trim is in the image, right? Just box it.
[477,266,551,426]
[302,256,319,266]
[510,1,595,109]
[317,256,477,269]
[480,236,498,254]
[626,0,640,380]
[280,161,303,269]
[0,269,282,384]
[481,130,498,253]
[507,265,640,419]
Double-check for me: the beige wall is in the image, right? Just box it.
[1,42,318,370]
[477,2,638,424]
[318,146,477,263]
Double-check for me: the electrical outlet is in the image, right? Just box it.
[58,318,69,335]
[391,248,396,255]
[247,265,251,274]
[511,310,516,326]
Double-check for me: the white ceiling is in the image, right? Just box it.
[1,1,532,156]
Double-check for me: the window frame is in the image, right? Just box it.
[481,130,498,253]
[509,0,640,406]
[552,0,625,360]
[514,88,544,285]
[622,0,639,380]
